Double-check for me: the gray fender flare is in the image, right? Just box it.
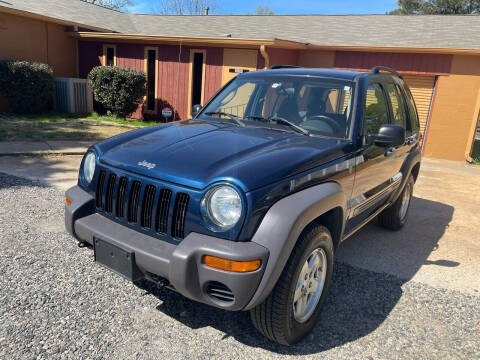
[245,181,346,310]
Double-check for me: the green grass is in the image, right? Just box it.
[0,112,161,141]
[84,112,160,127]
[19,112,160,127]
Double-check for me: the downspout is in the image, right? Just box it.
[74,26,79,78]
[260,45,269,70]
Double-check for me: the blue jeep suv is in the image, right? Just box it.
[65,66,421,345]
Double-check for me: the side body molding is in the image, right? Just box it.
[245,181,347,310]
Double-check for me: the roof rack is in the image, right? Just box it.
[268,65,301,70]
[371,66,403,80]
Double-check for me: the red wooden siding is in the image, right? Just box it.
[267,48,299,67]
[78,41,102,78]
[77,41,224,120]
[204,47,223,101]
[334,51,452,75]
[157,44,189,120]
[116,43,144,70]
[257,50,266,70]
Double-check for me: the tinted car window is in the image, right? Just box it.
[216,81,256,118]
[363,84,388,135]
[402,84,420,134]
[386,82,407,128]
[201,76,354,139]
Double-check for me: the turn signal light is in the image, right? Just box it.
[65,197,72,206]
[202,255,261,273]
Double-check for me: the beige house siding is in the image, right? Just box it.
[0,12,76,77]
[423,55,480,161]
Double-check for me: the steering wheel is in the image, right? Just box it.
[306,115,342,134]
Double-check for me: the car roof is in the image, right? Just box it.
[243,67,365,81]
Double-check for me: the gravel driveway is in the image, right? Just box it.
[1,173,479,359]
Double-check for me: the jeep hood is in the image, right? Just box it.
[96,120,350,191]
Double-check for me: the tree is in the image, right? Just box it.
[389,0,480,14]
[255,5,274,15]
[82,0,133,11]
[153,0,217,15]
[389,0,426,14]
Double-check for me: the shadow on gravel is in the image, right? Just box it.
[0,156,81,191]
[137,263,404,355]
[0,171,49,189]
[136,196,454,355]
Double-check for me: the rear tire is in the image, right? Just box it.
[250,225,334,345]
[378,174,414,230]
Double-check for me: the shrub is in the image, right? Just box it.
[88,66,146,118]
[0,61,54,113]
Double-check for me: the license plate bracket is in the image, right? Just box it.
[94,238,143,282]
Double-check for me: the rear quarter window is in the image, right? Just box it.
[386,82,407,128]
[401,83,420,134]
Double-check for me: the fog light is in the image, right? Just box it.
[65,197,72,206]
[202,255,261,273]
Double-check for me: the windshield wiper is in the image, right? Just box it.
[204,112,244,126]
[245,116,310,136]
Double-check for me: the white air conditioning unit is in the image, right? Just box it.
[54,77,93,114]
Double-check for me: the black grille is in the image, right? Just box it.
[94,169,190,240]
[105,173,116,213]
[171,193,189,239]
[155,189,172,234]
[96,170,106,208]
[206,282,235,303]
[127,181,141,223]
[116,177,128,218]
[141,185,156,229]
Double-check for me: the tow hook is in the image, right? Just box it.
[147,273,171,288]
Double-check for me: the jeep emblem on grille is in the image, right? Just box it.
[137,160,156,170]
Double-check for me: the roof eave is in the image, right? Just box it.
[308,44,480,55]
[71,32,479,54]
[71,32,308,49]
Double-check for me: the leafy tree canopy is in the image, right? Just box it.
[255,5,274,15]
[389,0,480,14]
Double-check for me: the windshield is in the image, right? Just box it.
[198,75,354,138]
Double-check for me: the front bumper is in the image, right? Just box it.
[65,186,269,311]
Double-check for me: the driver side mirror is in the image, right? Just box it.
[192,104,202,118]
[373,124,405,148]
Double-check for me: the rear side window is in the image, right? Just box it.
[363,84,388,135]
[402,84,420,133]
[386,83,406,128]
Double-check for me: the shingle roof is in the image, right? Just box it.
[2,0,480,50]
[128,14,480,50]
[0,0,135,33]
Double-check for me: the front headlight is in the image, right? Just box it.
[201,185,243,231]
[82,151,96,184]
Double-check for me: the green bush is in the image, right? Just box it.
[88,66,146,118]
[0,61,54,113]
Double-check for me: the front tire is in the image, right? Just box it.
[250,225,334,345]
[378,174,414,230]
